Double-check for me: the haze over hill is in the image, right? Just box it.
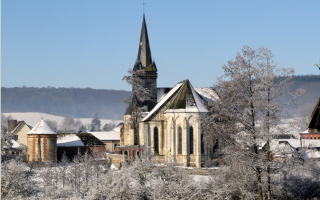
[1,87,130,120]
[1,112,122,127]
[1,75,319,120]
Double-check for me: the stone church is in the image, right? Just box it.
[114,15,217,167]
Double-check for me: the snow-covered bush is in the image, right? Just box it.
[1,160,34,199]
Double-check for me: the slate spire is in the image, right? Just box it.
[133,15,157,72]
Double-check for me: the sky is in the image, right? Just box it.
[2,1,320,91]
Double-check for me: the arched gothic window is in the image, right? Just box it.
[190,126,194,154]
[178,126,182,154]
[154,127,159,154]
[201,133,205,154]
[134,128,138,145]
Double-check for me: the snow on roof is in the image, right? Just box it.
[10,121,32,134]
[190,82,209,113]
[142,82,184,121]
[57,134,85,147]
[302,150,320,158]
[90,131,120,141]
[11,140,22,148]
[142,80,209,122]
[194,87,219,101]
[262,138,320,150]
[165,80,209,113]
[301,139,320,148]
[301,129,309,134]
[112,126,121,132]
[10,121,23,133]
[27,119,57,135]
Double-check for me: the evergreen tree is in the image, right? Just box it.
[91,113,101,132]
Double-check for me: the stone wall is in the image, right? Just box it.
[27,134,57,162]
[106,154,127,168]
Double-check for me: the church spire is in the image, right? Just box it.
[133,15,157,72]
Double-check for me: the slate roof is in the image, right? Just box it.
[27,119,57,135]
[142,80,209,122]
[10,121,33,134]
[133,15,157,72]
[10,121,24,133]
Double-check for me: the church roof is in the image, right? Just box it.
[133,15,157,72]
[57,132,105,147]
[142,80,209,121]
[307,97,320,131]
[27,119,57,135]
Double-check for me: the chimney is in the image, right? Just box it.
[8,120,18,133]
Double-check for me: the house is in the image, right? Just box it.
[90,126,121,153]
[2,139,27,162]
[301,97,320,140]
[8,119,33,146]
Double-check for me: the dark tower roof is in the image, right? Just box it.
[307,97,320,132]
[133,15,157,72]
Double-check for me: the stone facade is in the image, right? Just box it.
[26,119,57,163]
[27,134,57,162]
[139,112,210,167]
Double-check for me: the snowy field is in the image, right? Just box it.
[2,112,122,127]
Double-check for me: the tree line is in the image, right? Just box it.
[1,87,131,120]
[2,75,319,120]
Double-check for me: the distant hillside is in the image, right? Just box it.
[1,75,319,119]
[1,87,130,120]
[283,75,320,116]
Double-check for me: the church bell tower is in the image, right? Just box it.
[132,15,158,111]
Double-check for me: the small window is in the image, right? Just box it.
[318,137,320,140]
[114,144,117,149]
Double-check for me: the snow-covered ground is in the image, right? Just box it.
[2,112,122,127]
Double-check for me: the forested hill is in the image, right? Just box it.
[1,87,131,120]
[282,74,320,116]
[1,75,319,119]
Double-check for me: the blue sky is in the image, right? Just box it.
[2,1,320,91]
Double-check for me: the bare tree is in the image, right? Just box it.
[44,119,58,132]
[59,151,69,188]
[122,69,150,159]
[204,46,303,200]
[254,47,303,200]
[1,114,13,129]
[103,122,116,131]
[60,115,83,133]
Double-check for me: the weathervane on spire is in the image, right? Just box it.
[141,0,146,14]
